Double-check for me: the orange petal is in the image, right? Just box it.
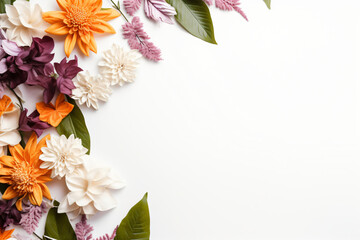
[15,195,26,211]
[24,132,38,164]
[96,9,121,21]
[0,155,16,167]
[42,11,67,24]
[37,175,53,183]
[49,112,63,127]
[77,38,90,56]
[64,33,78,57]
[2,187,18,200]
[39,183,52,200]
[90,19,116,34]
[45,22,70,35]
[0,167,13,175]
[29,184,43,206]
[9,144,24,161]
[89,33,97,53]
[35,134,50,157]
[0,95,14,116]
[55,93,66,107]
[0,228,14,239]
[56,0,68,11]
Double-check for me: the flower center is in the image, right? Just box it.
[11,167,36,194]
[65,5,93,32]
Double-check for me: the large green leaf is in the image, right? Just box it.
[166,0,216,44]
[0,0,15,13]
[114,193,150,240]
[56,96,91,154]
[44,202,76,240]
[263,0,271,9]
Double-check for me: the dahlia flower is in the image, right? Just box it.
[0,133,52,211]
[42,0,121,57]
[40,134,88,179]
[99,44,141,86]
[72,71,112,110]
[58,162,125,218]
[1,0,47,46]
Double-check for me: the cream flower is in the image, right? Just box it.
[40,134,88,179]
[0,97,21,156]
[1,0,47,46]
[58,162,125,218]
[72,71,112,110]
[99,44,141,86]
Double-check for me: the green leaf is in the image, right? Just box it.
[115,193,150,240]
[263,0,271,9]
[56,96,91,154]
[166,0,216,44]
[44,203,76,240]
[0,0,15,13]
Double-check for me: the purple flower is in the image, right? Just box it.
[0,199,21,231]
[54,56,82,96]
[17,36,55,85]
[75,215,94,240]
[19,108,51,137]
[19,200,48,234]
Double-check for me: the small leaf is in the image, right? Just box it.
[263,0,271,9]
[56,96,91,154]
[44,204,76,240]
[114,193,150,240]
[166,0,217,44]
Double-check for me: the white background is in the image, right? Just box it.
[21,0,360,239]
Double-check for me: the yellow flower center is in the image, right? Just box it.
[11,166,36,194]
[64,5,93,33]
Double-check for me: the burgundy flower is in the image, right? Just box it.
[54,56,82,96]
[19,108,51,137]
[0,199,21,231]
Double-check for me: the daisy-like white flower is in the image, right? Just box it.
[58,162,125,218]
[40,134,88,179]
[99,44,141,86]
[1,0,48,46]
[72,71,112,110]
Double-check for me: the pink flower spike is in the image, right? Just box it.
[75,215,94,240]
[203,0,213,5]
[144,0,177,24]
[124,0,142,16]
[215,0,248,21]
[122,17,162,61]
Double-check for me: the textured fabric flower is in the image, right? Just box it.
[72,71,111,110]
[0,228,14,240]
[18,108,51,137]
[122,17,161,61]
[99,44,141,86]
[0,200,21,231]
[42,0,121,57]
[124,0,142,16]
[0,133,52,211]
[58,162,125,218]
[0,95,21,157]
[36,93,74,127]
[19,200,48,234]
[1,0,47,46]
[144,0,177,24]
[54,56,83,96]
[204,0,247,20]
[75,215,94,240]
[40,134,88,179]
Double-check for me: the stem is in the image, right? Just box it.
[33,232,42,240]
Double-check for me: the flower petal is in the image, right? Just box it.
[96,9,121,21]
[64,33,77,57]
[42,11,67,24]
[90,19,116,34]
[45,22,69,35]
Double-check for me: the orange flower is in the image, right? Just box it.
[36,94,74,127]
[0,133,52,211]
[43,0,120,57]
[0,95,14,116]
[0,229,14,240]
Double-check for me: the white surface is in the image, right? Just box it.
[23,0,360,239]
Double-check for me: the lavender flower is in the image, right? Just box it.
[0,199,21,231]
[18,108,51,137]
[122,17,162,61]
[75,215,94,240]
[54,56,83,96]
[19,200,48,234]
[95,226,118,240]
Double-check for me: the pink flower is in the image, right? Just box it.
[215,0,248,20]
[144,0,176,24]
[122,17,162,61]
[124,0,142,16]
[203,0,213,5]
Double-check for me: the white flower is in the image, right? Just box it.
[40,134,88,179]
[0,100,21,156]
[99,44,141,86]
[72,71,112,110]
[1,0,48,46]
[58,162,125,218]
